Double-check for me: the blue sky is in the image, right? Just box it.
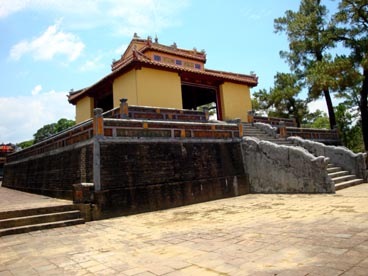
[0,0,339,143]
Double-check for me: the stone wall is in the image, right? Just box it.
[288,136,367,180]
[93,140,248,218]
[241,137,334,193]
[3,141,94,199]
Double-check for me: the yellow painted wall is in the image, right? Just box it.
[136,67,182,108]
[219,82,252,122]
[112,67,183,109]
[113,69,138,107]
[75,96,94,124]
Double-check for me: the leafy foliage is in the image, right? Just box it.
[33,118,75,143]
[335,103,364,152]
[274,0,337,128]
[333,0,368,151]
[252,73,308,127]
[302,109,329,128]
[16,140,34,149]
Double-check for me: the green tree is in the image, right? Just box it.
[274,0,337,129]
[302,109,330,128]
[335,103,364,152]
[34,118,75,143]
[253,73,308,127]
[16,140,34,149]
[334,0,368,151]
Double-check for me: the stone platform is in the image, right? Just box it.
[0,184,73,213]
[1,183,368,275]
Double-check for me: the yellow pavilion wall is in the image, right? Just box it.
[113,67,182,109]
[220,82,252,122]
[113,69,138,106]
[75,97,94,124]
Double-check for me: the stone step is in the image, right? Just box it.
[0,204,78,220]
[335,179,365,191]
[243,134,269,138]
[327,167,343,173]
[242,125,295,146]
[328,171,350,178]
[243,131,267,136]
[331,175,356,184]
[0,210,82,229]
[0,204,85,237]
[0,218,85,237]
[243,128,264,132]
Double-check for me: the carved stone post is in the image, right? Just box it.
[93,108,104,136]
[203,107,209,121]
[247,110,254,125]
[120,98,129,118]
[93,108,103,192]
[238,123,244,138]
[279,121,286,138]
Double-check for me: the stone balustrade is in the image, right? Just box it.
[288,136,367,181]
[241,137,334,193]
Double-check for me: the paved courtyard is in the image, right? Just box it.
[1,184,368,275]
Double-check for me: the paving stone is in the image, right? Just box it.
[1,184,368,275]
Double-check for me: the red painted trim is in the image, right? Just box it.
[216,89,223,121]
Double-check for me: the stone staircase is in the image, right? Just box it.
[0,205,85,237]
[327,163,364,191]
[243,123,292,145]
[243,123,365,191]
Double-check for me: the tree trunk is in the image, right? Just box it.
[323,88,337,129]
[360,69,368,151]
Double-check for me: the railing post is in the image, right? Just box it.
[279,121,287,138]
[92,108,103,192]
[93,108,104,136]
[120,98,129,118]
[247,110,254,125]
[238,123,243,138]
[203,107,209,121]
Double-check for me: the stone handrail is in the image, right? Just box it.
[102,118,242,140]
[103,99,208,122]
[247,112,297,127]
[254,122,278,138]
[6,120,94,162]
[241,137,334,193]
[285,127,340,144]
[288,136,367,180]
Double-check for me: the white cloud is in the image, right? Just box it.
[107,0,189,36]
[2,0,189,36]
[0,90,75,143]
[79,55,105,72]
[308,97,344,114]
[31,85,43,96]
[0,0,99,18]
[9,20,85,62]
[308,98,328,114]
[0,0,29,18]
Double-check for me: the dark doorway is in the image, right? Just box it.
[95,94,113,112]
[181,84,221,120]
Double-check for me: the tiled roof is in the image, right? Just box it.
[111,38,206,70]
[142,42,206,62]
[69,39,258,104]
[111,38,206,71]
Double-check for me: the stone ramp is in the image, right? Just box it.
[0,185,84,236]
[243,123,366,191]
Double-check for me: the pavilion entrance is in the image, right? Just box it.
[94,94,113,113]
[181,82,222,120]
